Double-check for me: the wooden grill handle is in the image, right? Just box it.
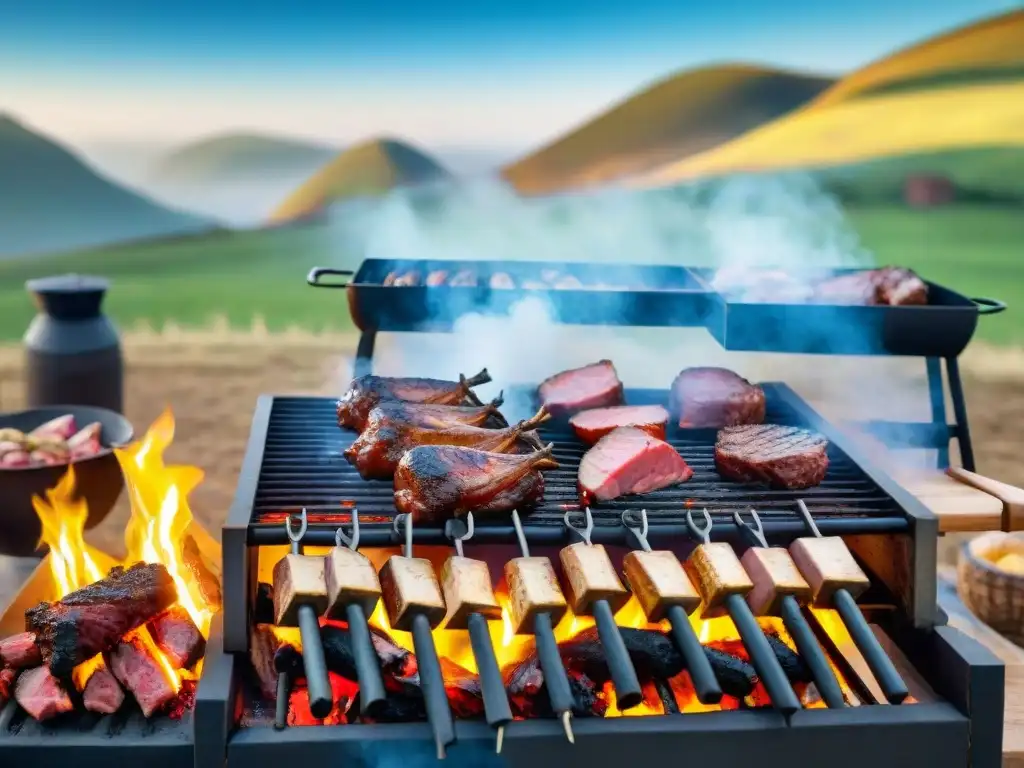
[946,467,1024,532]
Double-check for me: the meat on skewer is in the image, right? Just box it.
[364,398,508,431]
[345,407,551,480]
[337,369,493,431]
[25,563,178,677]
[393,444,559,522]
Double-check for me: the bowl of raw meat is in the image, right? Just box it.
[0,406,134,557]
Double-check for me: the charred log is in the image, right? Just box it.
[503,656,607,719]
[183,534,223,610]
[27,563,177,676]
[273,624,411,682]
[766,634,812,684]
[250,624,280,700]
[148,606,206,669]
[254,582,275,626]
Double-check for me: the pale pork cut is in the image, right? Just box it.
[538,360,624,417]
[578,427,693,502]
[570,405,669,445]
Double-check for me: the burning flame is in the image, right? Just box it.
[117,408,214,639]
[33,408,215,696]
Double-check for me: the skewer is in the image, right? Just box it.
[442,514,514,754]
[620,509,723,704]
[507,509,575,743]
[380,514,455,760]
[272,509,333,722]
[684,508,802,716]
[792,500,909,705]
[732,509,846,709]
[561,508,643,709]
[324,511,387,715]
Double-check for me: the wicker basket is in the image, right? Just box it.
[957,532,1024,646]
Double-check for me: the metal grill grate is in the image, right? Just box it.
[248,389,908,535]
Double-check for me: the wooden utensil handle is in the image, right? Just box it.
[947,467,1024,532]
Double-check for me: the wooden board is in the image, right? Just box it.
[938,567,1024,767]
[894,468,1005,533]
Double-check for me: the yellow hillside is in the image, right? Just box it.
[812,9,1024,106]
[639,81,1024,184]
[502,65,833,195]
[270,138,449,223]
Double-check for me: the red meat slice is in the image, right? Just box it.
[578,427,693,502]
[670,368,765,428]
[538,360,624,417]
[570,405,669,445]
[83,666,125,714]
[14,666,74,721]
[0,632,41,669]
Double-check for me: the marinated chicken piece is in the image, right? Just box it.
[393,444,559,522]
[345,407,551,480]
[363,399,508,432]
[337,369,492,431]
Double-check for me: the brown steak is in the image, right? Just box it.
[670,368,766,428]
[815,267,928,307]
[570,405,669,445]
[538,360,624,417]
[578,426,693,502]
[26,562,178,677]
[715,425,828,490]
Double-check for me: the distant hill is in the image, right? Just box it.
[270,138,451,223]
[501,65,834,195]
[151,132,337,185]
[0,115,211,257]
[640,10,1024,185]
[811,9,1024,106]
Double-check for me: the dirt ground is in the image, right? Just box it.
[0,329,1020,564]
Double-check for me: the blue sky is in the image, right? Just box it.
[0,0,1017,151]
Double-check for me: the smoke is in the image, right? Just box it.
[327,175,935,461]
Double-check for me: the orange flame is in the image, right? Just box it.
[116,408,214,640]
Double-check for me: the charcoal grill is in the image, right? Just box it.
[309,258,1008,472]
[191,382,1006,768]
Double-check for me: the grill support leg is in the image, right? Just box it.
[945,356,975,472]
[925,357,950,469]
[353,330,377,378]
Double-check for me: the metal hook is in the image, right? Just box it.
[621,509,652,552]
[511,509,530,557]
[335,508,360,551]
[286,508,308,543]
[732,508,768,549]
[445,513,475,558]
[685,508,713,544]
[795,500,822,538]
[393,514,414,558]
[564,507,594,546]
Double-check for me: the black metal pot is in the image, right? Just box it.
[0,405,133,557]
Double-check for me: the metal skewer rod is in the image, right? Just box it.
[686,509,802,716]
[621,509,722,704]
[564,508,642,709]
[733,509,846,709]
[795,501,909,705]
[333,514,387,715]
[512,510,575,744]
[447,514,514,754]
[395,514,456,760]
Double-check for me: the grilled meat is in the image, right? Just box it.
[538,360,624,417]
[0,667,15,709]
[383,270,421,287]
[148,606,206,670]
[345,406,550,480]
[337,369,492,431]
[26,562,178,677]
[570,404,669,445]
[107,634,178,717]
[14,665,73,721]
[448,270,478,287]
[715,424,829,490]
[670,367,766,428]
[82,666,125,714]
[363,398,508,431]
[393,444,559,522]
[0,631,41,669]
[815,267,928,307]
[578,426,693,502]
[490,272,515,289]
[425,270,449,286]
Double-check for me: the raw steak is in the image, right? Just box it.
[670,368,766,428]
[14,665,73,721]
[538,360,624,417]
[569,405,670,445]
[715,425,829,490]
[108,636,178,718]
[578,427,693,502]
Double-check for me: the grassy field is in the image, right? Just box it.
[0,202,1020,345]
